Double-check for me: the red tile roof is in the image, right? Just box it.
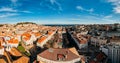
[96,52,105,61]
[9,48,22,56]
[48,31,53,35]
[38,48,80,61]
[22,32,31,38]
[34,32,41,37]
[8,38,19,44]
[22,32,31,41]
[37,36,47,43]
[0,37,4,46]
[89,52,107,63]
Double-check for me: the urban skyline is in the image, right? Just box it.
[0,0,120,24]
[0,0,120,63]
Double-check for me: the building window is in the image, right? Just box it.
[57,54,65,61]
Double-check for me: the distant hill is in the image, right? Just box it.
[16,22,37,25]
[0,24,4,27]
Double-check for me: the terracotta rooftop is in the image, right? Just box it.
[0,37,5,45]
[74,34,88,44]
[22,32,31,41]
[0,55,8,63]
[7,38,19,44]
[48,31,53,35]
[9,48,22,56]
[4,51,12,63]
[38,48,80,61]
[96,52,106,62]
[34,32,41,37]
[79,39,87,44]
[22,32,31,38]
[89,52,107,63]
[23,36,31,41]
[37,36,47,43]
[0,46,4,49]
[0,58,7,63]
[76,37,87,44]
[68,47,79,56]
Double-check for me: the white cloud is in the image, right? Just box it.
[101,18,119,23]
[87,8,94,13]
[40,0,62,13]
[0,7,17,12]
[104,15,112,18]
[76,6,94,13]
[106,0,120,13]
[50,0,55,5]
[76,6,84,10]
[49,0,62,11]
[114,6,120,13]
[69,15,118,24]
[20,11,32,13]
[107,0,119,3]
[0,13,18,18]
[11,0,18,3]
[10,0,18,6]
[0,7,32,13]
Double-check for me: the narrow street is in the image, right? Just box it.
[62,33,75,48]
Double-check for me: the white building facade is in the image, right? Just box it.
[100,44,120,63]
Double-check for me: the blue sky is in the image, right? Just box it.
[0,0,120,24]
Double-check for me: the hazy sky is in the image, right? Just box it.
[0,0,120,24]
